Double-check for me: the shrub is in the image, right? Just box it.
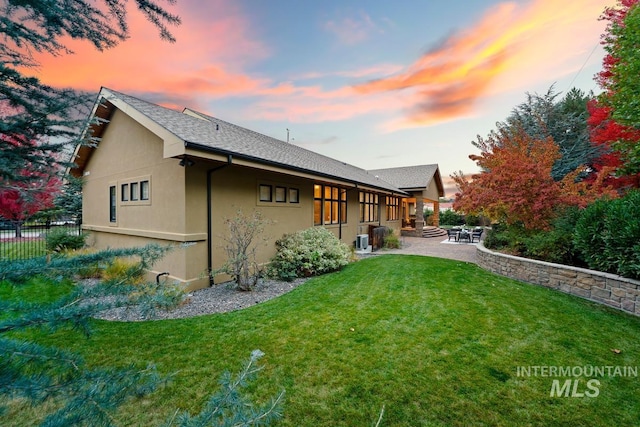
[45,227,86,252]
[439,210,465,226]
[215,210,269,291]
[268,227,350,281]
[482,223,529,255]
[102,258,145,284]
[67,248,102,278]
[522,207,585,266]
[383,228,401,249]
[575,191,640,279]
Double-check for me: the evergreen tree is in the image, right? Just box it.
[496,86,599,181]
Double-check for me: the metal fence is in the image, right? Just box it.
[0,223,83,261]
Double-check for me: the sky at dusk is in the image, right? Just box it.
[30,0,617,196]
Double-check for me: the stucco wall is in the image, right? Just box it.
[476,242,640,316]
[82,110,402,290]
[82,110,209,290]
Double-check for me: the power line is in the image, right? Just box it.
[565,42,600,92]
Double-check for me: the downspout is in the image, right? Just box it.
[207,154,233,286]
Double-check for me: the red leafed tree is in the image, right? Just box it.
[1,103,61,236]
[589,0,640,180]
[453,125,617,230]
[0,169,60,237]
[595,0,639,90]
[586,99,640,188]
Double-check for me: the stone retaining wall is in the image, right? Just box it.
[476,242,640,316]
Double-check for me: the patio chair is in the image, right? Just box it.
[471,228,483,243]
[446,229,458,241]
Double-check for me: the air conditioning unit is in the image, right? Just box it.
[356,234,369,250]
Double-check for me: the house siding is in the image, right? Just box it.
[81,110,208,289]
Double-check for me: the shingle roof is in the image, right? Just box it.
[368,164,440,190]
[100,88,404,194]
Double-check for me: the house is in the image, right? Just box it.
[71,88,444,290]
[367,165,444,233]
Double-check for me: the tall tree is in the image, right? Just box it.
[453,124,616,230]
[499,86,599,181]
[595,0,640,176]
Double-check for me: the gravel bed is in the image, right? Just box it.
[94,277,310,322]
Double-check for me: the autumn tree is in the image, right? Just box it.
[586,99,640,188]
[594,0,640,175]
[0,168,60,237]
[453,124,616,230]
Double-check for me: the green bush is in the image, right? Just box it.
[45,228,86,252]
[439,210,465,226]
[575,191,640,279]
[464,214,481,227]
[483,223,529,254]
[522,207,585,266]
[268,227,351,281]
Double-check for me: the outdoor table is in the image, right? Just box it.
[458,230,471,243]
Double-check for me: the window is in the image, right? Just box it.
[130,182,139,201]
[119,177,151,205]
[314,184,347,225]
[289,188,299,203]
[314,185,322,225]
[359,192,379,222]
[275,186,286,203]
[259,184,272,202]
[386,196,400,221]
[140,180,150,200]
[109,186,116,222]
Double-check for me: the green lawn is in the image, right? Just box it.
[5,255,640,426]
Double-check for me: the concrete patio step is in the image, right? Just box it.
[422,227,447,238]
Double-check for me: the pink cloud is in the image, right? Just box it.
[28,0,269,104]
[353,0,614,129]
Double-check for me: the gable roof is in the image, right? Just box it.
[367,165,445,197]
[73,88,406,194]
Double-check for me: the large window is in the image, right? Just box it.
[314,184,347,225]
[359,192,379,222]
[386,196,400,221]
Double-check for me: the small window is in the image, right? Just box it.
[259,184,272,202]
[109,186,116,222]
[130,182,139,201]
[121,183,129,201]
[140,180,150,200]
[289,188,299,203]
[275,186,286,203]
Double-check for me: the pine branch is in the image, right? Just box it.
[166,350,285,427]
